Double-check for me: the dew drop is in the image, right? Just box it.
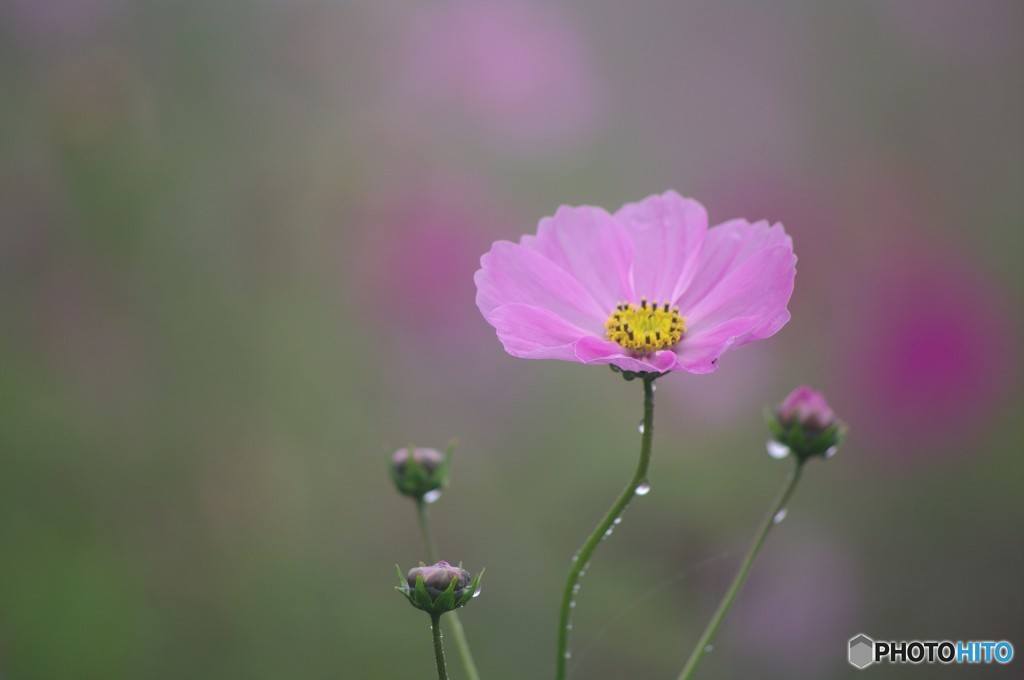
[705,644,714,653]
[572,584,581,595]
[564,651,572,660]
[422,489,443,504]
[773,508,788,524]
[637,421,646,434]
[651,383,657,392]
[566,623,573,631]
[613,517,622,525]
[472,588,482,598]
[635,481,651,496]
[569,600,576,609]
[766,440,790,460]
[824,446,838,459]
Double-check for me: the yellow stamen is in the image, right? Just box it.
[604,297,685,355]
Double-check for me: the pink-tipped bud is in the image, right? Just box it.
[389,446,450,501]
[392,447,445,476]
[767,386,846,462]
[777,386,838,432]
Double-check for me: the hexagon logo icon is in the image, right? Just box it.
[848,634,875,669]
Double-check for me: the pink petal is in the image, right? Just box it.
[677,220,791,311]
[686,246,794,343]
[523,205,634,311]
[475,240,607,331]
[678,220,795,350]
[486,303,590,361]
[615,191,708,303]
[575,336,678,373]
[671,315,766,374]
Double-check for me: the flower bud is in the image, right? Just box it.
[766,386,847,462]
[407,561,471,597]
[389,446,450,502]
[396,560,483,616]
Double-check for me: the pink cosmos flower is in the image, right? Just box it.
[474,191,796,374]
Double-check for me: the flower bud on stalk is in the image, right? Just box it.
[396,561,483,616]
[389,446,451,502]
[766,386,847,462]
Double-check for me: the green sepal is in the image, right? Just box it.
[610,365,669,382]
[432,573,460,612]
[456,569,484,608]
[412,574,433,610]
[764,408,847,462]
[395,565,414,606]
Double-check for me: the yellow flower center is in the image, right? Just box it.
[605,298,685,355]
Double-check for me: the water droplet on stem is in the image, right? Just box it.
[635,481,651,496]
[773,508,788,524]
[423,489,442,504]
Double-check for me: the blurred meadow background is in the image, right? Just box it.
[2,1,1022,678]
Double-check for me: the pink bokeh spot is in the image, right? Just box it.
[351,171,514,345]
[475,191,797,374]
[841,246,1017,453]
[394,0,603,151]
[2,0,124,49]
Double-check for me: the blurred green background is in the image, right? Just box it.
[2,1,1022,678]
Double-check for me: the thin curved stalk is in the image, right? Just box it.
[676,461,805,680]
[555,374,657,680]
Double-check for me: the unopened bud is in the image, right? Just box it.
[396,560,483,615]
[766,386,847,462]
[389,446,450,502]
[407,561,471,597]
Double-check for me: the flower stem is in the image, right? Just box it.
[676,460,805,680]
[416,500,481,680]
[555,373,658,680]
[416,500,439,562]
[431,613,449,680]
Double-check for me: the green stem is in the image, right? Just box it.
[445,610,477,680]
[555,374,658,680]
[416,500,439,562]
[416,500,481,680]
[676,460,805,680]
[431,613,449,680]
